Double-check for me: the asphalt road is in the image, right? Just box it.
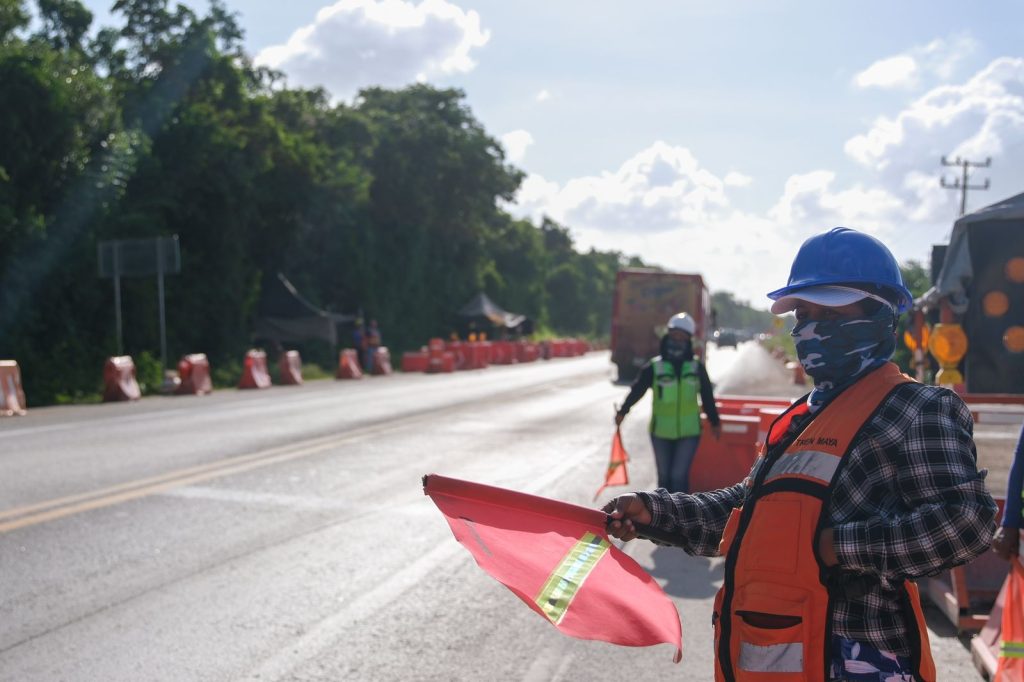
[0,347,1012,681]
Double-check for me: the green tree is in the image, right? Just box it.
[36,0,93,51]
[355,85,523,350]
[0,0,29,42]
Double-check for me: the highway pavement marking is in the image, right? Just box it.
[241,423,605,681]
[0,376,617,535]
[160,485,357,511]
[0,419,411,535]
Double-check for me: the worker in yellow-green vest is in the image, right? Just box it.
[615,313,721,493]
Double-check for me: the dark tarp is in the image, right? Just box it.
[252,272,355,346]
[922,192,1024,393]
[457,292,527,329]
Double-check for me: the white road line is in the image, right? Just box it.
[241,431,599,682]
[159,486,357,511]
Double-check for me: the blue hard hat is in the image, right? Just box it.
[767,227,913,313]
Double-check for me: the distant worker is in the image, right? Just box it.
[992,422,1024,559]
[366,319,382,374]
[605,227,996,682]
[352,319,366,370]
[615,312,721,494]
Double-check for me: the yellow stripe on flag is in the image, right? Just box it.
[535,532,609,625]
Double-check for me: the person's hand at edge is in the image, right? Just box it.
[992,526,1020,561]
[711,423,722,440]
[602,494,652,542]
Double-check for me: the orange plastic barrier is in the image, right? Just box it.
[371,347,393,375]
[513,341,535,363]
[490,341,517,365]
[238,349,272,389]
[427,339,455,373]
[445,341,466,370]
[0,360,27,416]
[401,351,429,373]
[175,353,213,395]
[460,342,488,370]
[278,350,303,386]
[336,348,363,379]
[715,394,793,416]
[689,414,761,492]
[102,356,141,402]
[972,570,1007,680]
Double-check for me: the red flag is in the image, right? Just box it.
[423,474,682,662]
[998,558,1024,681]
[593,428,630,501]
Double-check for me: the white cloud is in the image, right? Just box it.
[724,171,753,187]
[535,89,551,102]
[500,129,534,164]
[845,57,1024,228]
[508,56,1024,306]
[855,55,919,90]
[513,141,732,234]
[254,0,489,99]
[853,34,977,90]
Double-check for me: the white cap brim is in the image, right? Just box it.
[770,285,891,314]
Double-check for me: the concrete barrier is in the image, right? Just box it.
[176,353,213,395]
[336,349,363,380]
[102,356,141,402]
[278,350,303,386]
[0,360,27,416]
[238,349,271,389]
[371,347,393,375]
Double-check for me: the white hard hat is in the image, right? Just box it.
[667,312,695,335]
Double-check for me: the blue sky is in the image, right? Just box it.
[80,1,1024,307]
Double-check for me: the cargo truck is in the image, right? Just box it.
[610,268,712,382]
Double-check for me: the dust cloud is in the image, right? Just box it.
[705,342,807,398]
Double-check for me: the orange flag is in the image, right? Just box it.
[998,558,1024,681]
[423,474,682,661]
[593,428,630,501]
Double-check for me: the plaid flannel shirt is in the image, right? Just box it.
[638,381,997,655]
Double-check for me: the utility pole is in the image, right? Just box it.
[940,156,991,217]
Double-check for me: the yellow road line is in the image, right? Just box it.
[0,422,395,535]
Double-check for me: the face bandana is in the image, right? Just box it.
[791,304,897,412]
[664,339,692,361]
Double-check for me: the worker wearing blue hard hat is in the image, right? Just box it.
[604,227,996,682]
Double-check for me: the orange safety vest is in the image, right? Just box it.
[712,362,937,682]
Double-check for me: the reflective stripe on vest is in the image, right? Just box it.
[1002,641,1024,658]
[713,362,937,682]
[650,358,700,439]
[764,449,841,485]
[738,641,804,673]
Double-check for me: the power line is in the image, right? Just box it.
[940,156,991,217]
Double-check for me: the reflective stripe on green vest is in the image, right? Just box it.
[1001,640,1024,658]
[649,358,701,439]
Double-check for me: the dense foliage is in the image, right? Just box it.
[0,0,769,405]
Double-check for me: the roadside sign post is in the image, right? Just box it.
[98,236,181,369]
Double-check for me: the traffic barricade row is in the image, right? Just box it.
[400,338,591,374]
[7,338,588,408]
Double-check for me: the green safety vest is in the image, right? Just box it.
[649,358,701,439]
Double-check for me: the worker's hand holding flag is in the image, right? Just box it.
[423,474,682,662]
